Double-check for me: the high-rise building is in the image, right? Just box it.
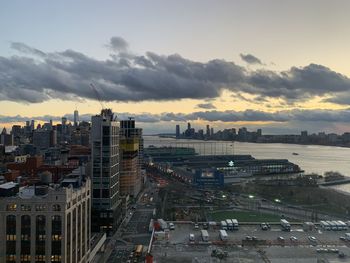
[175,125,180,138]
[74,110,79,127]
[0,176,91,263]
[1,128,14,146]
[206,125,210,137]
[91,109,122,234]
[33,129,56,150]
[61,117,68,144]
[30,120,35,132]
[11,125,22,146]
[119,118,143,197]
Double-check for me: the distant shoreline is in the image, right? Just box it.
[147,134,350,149]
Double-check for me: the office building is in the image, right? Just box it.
[91,109,122,234]
[1,128,14,146]
[33,129,57,150]
[74,110,79,127]
[0,176,91,263]
[119,118,143,197]
[175,125,180,138]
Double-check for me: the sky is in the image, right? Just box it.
[1,0,350,134]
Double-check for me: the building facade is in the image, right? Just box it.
[119,118,143,197]
[0,179,91,263]
[91,109,122,234]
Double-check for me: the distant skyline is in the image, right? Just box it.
[1,0,350,134]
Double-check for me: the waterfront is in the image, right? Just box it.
[144,136,350,192]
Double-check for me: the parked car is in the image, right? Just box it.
[308,236,317,243]
[169,222,175,230]
[290,236,298,242]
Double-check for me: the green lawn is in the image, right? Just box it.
[208,210,282,222]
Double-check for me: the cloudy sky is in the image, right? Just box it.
[1,0,350,134]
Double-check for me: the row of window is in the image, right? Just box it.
[6,255,61,261]
[6,204,61,212]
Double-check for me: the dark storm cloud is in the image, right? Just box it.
[3,108,350,125]
[108,36,129,52]
[246,64,350,101]
[240,53,262,65]
[196,103,216,109]
[1,37,350,104]
[324,93,350,105]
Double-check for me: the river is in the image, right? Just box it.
[144,136,350,192]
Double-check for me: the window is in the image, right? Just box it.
[102,189,109,198]
[21,205,31,211]
[21,215,31,258]
[6,204,17,211]
[51,255,61,262]
[6,215,16,260]
[51,215,62,260]
[35,205,47,211]
[53,204,61,211]
[36,215,46,259]
[20,255,31,262]
[93,189,100,198]
[35,255,46,261]
[6,255,16,262]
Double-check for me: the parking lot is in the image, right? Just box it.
[151,223,350,262]
[162,223,350,246]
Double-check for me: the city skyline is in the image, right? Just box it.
[1,0,350,134]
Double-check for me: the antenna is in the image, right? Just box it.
[90,83,105,110]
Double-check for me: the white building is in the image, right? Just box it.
[0,178,91,263]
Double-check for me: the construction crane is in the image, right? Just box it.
[90,83,105,110]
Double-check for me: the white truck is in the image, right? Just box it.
[221,220,227,230]
[225,219,233,231]
[328,221,338,231]
[231,219,239,230]
[338,221,348,230]
[281,219,291,231]
[219,230,228,241]
[201,229,209,242]
[320,221,331,231]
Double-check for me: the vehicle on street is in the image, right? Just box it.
[281,219,291,231]
[201,229,209,242]
[220,220,227,230]
[219,230,228,241]
[277,236,285,242]
[308,236,317,243]
[290,236,298,242]
[169,222,175,230]
[194,223,199,229]
[260,223,268,230]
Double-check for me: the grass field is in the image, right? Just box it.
[208,210,282,222]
